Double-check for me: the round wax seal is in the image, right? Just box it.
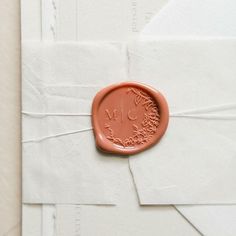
[92,82,169,155]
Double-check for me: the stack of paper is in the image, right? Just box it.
[21,0,236,235]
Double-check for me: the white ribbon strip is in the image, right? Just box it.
[22,111,91,117]
[22,103,236,119]
[170,114,236,120]
[22,127,93,143]
[22,102,236,143]
[170,103,236,115]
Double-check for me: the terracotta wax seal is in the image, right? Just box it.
[92,82,169,155]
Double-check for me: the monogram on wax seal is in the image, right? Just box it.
[91,82,169,155]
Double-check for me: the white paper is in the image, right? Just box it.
[176,205,236,236]
[62,0,169,41]
[140,1,236,234]
[22,42,128,204]
[22,205,42,236]
[23,40,236,206]
[21,1,201,235]
[142,0,236,38]
[21,0,236,235]
[128,39,236,204]
[55,161,200,236]
[22,170,201,236]
[21,0,169,42]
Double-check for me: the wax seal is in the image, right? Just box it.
[91,82,169,155]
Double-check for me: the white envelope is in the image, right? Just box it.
[20,0,236,235]
[22,40,236,236]
[23,40,236,205]
[23,1,194,236]
[22,42,128,204]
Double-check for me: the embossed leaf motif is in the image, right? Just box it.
[133,124,138,131]
[114,138,123,145]
[104,123,110,128]
[135,94,142,105]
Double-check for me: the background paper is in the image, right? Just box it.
[0,0,21,235]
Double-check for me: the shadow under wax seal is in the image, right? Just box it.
[92,82,169,155]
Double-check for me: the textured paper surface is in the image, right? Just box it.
[140,1,236,234]
[55,161,199,236]
[128,39,236,204]
[142,0,236,38]
[176,205,236,236]
[21,0,236,235]
[21,0,169,41]
[21,1,200,235]
[22,42,128,204]
[23,40,236,206]
[75,0,168,41]
[22,163,200,236]
[22,205,42,236]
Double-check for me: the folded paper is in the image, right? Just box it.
[22,42,128,204]
[142,0,236,37]
[22,162,200,236]
[23,40,236,205]
[128,39,236,204]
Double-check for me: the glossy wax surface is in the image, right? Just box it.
[92,82,169,155]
